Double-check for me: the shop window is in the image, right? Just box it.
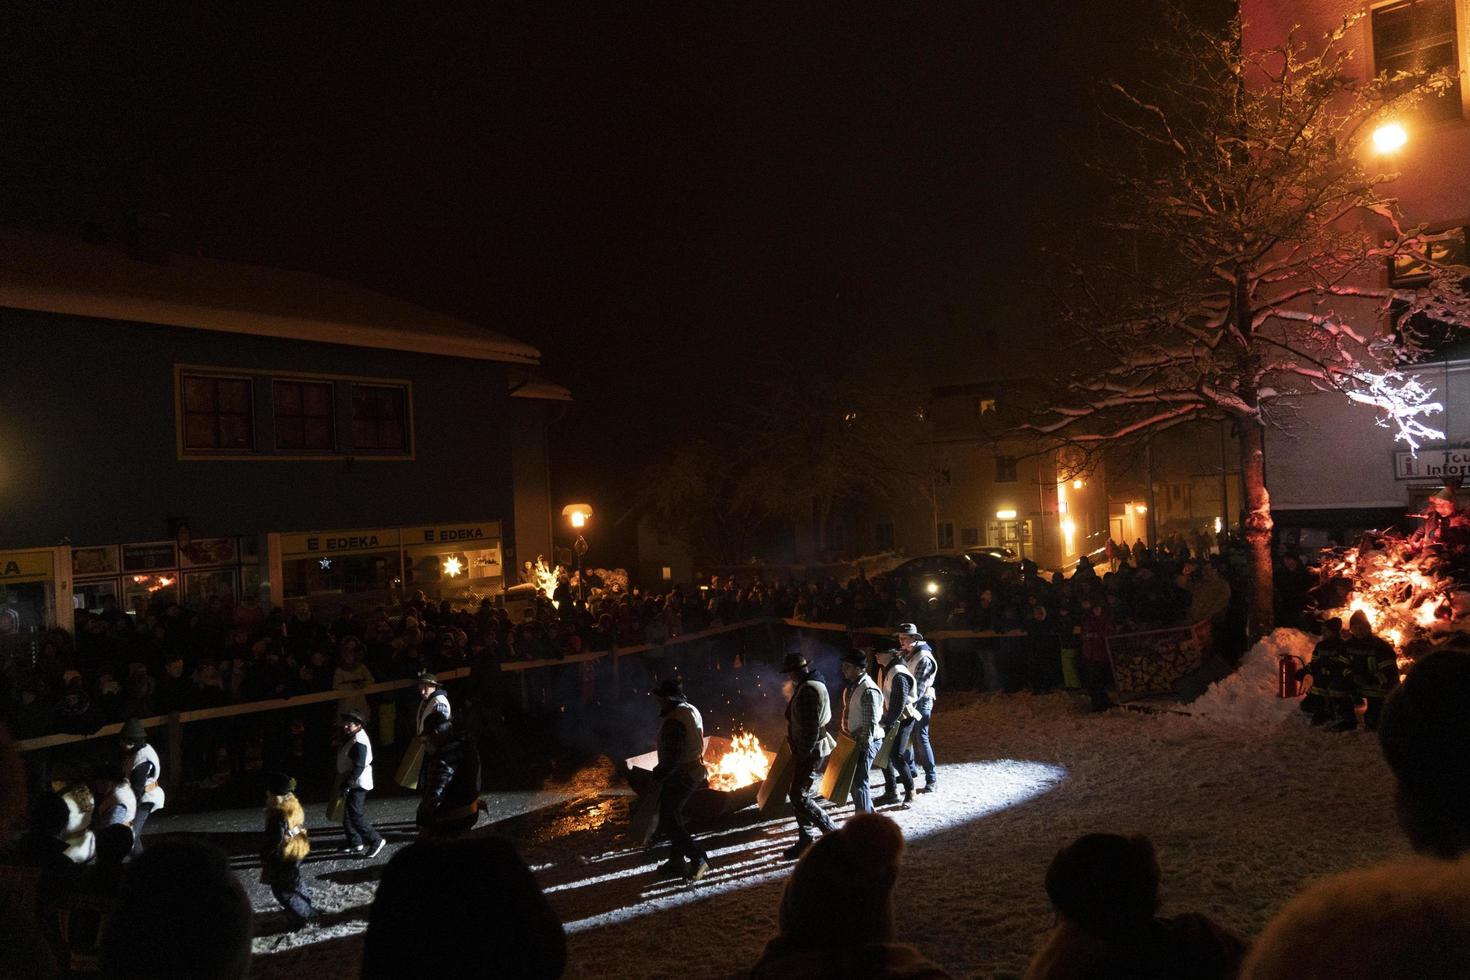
[937,521,956,550]
[180,374,254,452]
[351,384,411,454]
[1373,0,1461,121]
[994,455,1018,483]
[273,380,336,452]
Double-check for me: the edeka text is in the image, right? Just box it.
[423,528,486,544]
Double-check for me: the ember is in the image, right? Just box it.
[707,731,770,792]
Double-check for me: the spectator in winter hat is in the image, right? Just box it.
[752,813,949,979]
[1024,833,1244,980]
[1378,651,1470,858]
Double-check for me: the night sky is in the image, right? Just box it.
[2,2,1222,515]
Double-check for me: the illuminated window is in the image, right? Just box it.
[272,380,335,451]
[351,384,411,454]
[181,374,254,451]
[1373,0,1461,121]
[977,398,998,416]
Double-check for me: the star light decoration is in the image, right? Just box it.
[318,558,333,571]
[1346,370,1445,454]
[442,556,463,578]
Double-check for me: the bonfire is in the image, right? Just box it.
[706,731,771,792]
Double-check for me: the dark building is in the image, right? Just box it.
[0,228,567,642]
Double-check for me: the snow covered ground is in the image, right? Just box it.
[150,630,1406,979]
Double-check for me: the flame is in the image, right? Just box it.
[707,731,770,792]
[1325,536,1457,653]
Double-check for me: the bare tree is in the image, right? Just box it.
[1029,9,1468,637]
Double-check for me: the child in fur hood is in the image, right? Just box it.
[262,772,316,930]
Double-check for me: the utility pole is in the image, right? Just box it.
[1144,433,1159,548]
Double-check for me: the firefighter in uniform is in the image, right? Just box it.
[896,623,939,793]
[874,642,917,808]
[780,652,838,860]
[651,678,712,882]
[1300,618,1351,727]
[839,649,885,815]
[118,718,164,855]
[1345,610,1400,732]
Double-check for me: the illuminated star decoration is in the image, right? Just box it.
[318,558,332,571]
[442,556,463,577]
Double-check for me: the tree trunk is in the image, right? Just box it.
[1238,418,1274,639]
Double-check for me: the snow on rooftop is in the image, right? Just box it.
[0,227,541,365]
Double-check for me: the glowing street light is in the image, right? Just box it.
[562,502,593,529]
[1372,122,1408,154]
[561,503,594,605]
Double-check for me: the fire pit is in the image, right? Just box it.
[624,731,777,843]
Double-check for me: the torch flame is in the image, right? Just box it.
[707,731,770,792]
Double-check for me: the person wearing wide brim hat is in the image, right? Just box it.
[895,623,940,795]
[337,709,384,859]
[119,717,164,853]
[871,642,918,809]
[781,647,839,860]
[415,670,451,738]
[649,676,711,882]
[839,647,885,817]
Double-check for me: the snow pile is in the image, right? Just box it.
[1185,628,1316,728]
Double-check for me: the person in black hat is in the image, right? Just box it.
[261,772,315,930]
[895,623,939,794]
[416,716,483,838]
[337,710,385,858]
[415,670,452,737]
[839,648,885,815]
[873,643,917,808]
[650,678,712,881]
[780,652,838,860]
[118,717,164,854]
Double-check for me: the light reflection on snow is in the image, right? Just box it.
[557,758,1067,934]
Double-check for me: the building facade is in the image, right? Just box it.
[0,228,567,641]
[1243,0,1470,540]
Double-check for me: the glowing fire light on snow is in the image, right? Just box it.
[707,731,770,792]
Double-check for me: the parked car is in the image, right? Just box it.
[883,550,1016,614]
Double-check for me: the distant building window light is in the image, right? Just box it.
[661,566,673,581]
[351,383,411,454]
[994,455,1018,483]
[181,373,254,452]
[978,398,998,416]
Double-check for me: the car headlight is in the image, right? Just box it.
[925,580,940,595]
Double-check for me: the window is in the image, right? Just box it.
[1374,0,1461,122]
[181,374,253,451]
[977,398,998,416]
[961,526,980,546]
[876,522,895,550]
[273,380,335,451]
[936,522,955,549]
[351,384,410,454]
[994,455,1018,483]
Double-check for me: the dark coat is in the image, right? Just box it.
[416,736,482,829]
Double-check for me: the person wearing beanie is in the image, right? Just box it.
[100,838,253,980]
[118,717,164,854]
[363,838,566,979]
[337,710,385,858]
[779,652,838,861]
[649,678,711,881]
[1379,651,1470,858]
[1342,610,1398,732]
[1024,833,1244,980]
[261,772,316,930]
[751,814,950,979]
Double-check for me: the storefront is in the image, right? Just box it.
[0,546,73,663]
[268,520,503,613]
[69,537,267,618]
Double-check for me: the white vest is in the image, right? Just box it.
[416,689,452,735]
[669,702,704,766]
[338,727,375,791]
[883,660,918,716]
[95,781,137,829]
[123,743,165,809]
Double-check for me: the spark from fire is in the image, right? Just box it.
[706,732,770,792]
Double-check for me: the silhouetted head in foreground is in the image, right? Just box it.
[1379,651,1470,858]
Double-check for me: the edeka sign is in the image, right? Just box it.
[401,522,501,548]
[279,528,401,558]
[0,550,56,582]
[1394,449,1470,481]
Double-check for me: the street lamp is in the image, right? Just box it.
[1372,122,1408,155]
[561,503,593,606]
